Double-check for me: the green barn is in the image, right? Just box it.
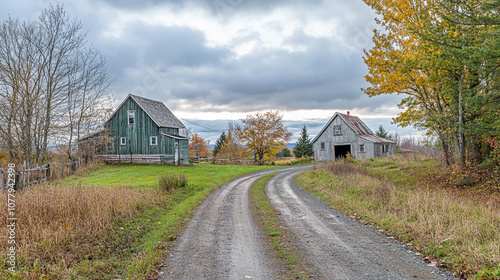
[83,94,189,165]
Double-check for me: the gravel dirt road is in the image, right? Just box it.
[266,168,456,280]
[162,167,456,280]
[161,167,298,280]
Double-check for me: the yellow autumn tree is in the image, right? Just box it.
[363,0,500,168]
[362,0,462,165]
[237,111,292,164]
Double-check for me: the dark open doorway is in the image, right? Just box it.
[334,145,351,159]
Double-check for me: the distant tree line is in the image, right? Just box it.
[0,4,113,166]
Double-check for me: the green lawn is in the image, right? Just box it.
[64,162,277,189]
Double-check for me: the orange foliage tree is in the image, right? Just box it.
[189,133,209,157]
[237,111,292,163]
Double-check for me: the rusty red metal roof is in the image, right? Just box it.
[337,113,373,135]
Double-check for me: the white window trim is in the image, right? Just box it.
[150,136,158,146]
[360,144,365,153]
[320,142,326,150]
[120,137,126,146]
[128,110,135,125]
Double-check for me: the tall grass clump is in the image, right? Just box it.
[0,184,160,278]
[296,159,500,279]
[158,174,188,192]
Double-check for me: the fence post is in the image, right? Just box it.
[0,166,3,189]
[46,164,51,181]
[22,161,26,188]
[14,172,20,191]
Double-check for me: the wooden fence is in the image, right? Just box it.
[97,154,176,164]
[188,156,211,163]
[188,156,256,164]
[0,159,81,190]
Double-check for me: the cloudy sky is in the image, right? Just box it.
[1,0,421,143]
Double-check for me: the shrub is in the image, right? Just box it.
[290,156,314,165]
[158,174,188,192]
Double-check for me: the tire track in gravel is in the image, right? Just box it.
[266,168,456,280]
[161,167,300,280]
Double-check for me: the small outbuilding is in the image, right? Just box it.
[80,94,189,165]
[312,112,396,162]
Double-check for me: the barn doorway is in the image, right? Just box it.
[334,145,351,159]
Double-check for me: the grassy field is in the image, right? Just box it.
[295,156,500,279]
[0,163,278,279]
[63,162,277,189]
[249,174,311,280]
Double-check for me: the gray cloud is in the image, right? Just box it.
[1,0,420,142]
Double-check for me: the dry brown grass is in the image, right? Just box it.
[0,183,162,278]
[296,159,500,278]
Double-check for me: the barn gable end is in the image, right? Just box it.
[312,112,396,162]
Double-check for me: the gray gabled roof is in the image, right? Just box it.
[312,112,396,144]
[106,94,185,129]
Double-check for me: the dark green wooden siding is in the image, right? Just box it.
[159,127,179,155]
[179,139,189,159]
[105,97,186,157]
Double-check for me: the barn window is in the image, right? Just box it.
[128,110,135,125]
[320,142,326,150]
[360,144,365,152]
[333,125,342,136]
[120,137,126,146]
[150,136,157,146]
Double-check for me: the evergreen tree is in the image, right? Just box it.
[376,125,389,139]
[293,125,314,158]
[282,147,292,157]
[213,131,226,157]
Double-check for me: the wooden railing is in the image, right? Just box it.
[0,159,81,190]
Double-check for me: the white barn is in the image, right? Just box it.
[312,112,396,162]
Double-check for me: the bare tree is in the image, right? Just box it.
[0,4,113,166]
